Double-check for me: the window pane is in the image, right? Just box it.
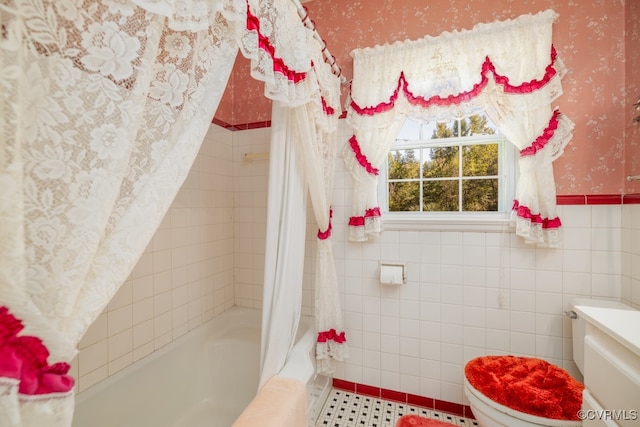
[462,179,498,211]
[396,118,421,140]
[423,180,459,211]
[389,181,420,211]
[387,112,511,216]
[430,114,498,139]
[462,144,498,176]
[388,150,420,179]
[467,113,498,135]
[420,122,438,140]
[423,146,459,178]
[430,122,456,139]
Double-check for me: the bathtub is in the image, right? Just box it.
[72,306,330,427]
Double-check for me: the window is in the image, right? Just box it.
[379,113,517,227]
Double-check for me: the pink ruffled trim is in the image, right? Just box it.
[246,2,307,83]
[350,46,558,115]
[317,209,333,240]
[321,96,335,115]
[0,306,74,395]
[512,200,561,229]
[520,109,561,157]
[348,207,381,227]
[348,135,378,175]
[307,60,338,116]
[317,329,346,344]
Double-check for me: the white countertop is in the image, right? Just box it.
[574,304,640,358]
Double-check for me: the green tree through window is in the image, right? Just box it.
[388,149,420,211]
[388,114,503,213]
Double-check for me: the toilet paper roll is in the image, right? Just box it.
[380,264,404,285]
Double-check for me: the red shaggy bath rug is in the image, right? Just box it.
[465,355,584,421]
[395,415,457,427]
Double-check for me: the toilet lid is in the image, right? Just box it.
[464,355,584,421]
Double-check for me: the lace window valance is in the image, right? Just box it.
[344,9,573,246]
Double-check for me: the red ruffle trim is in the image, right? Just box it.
[348,135,378,175]
[520,110,561,157]
[350,46,558,115]
[321,96,335,116]
[317,209,333,240]
[348,207,381,227]
[309,60,338,116]
[317,329,346,344]
[512,200,561,229]
[0,306,74,395]
[246,1,307,83]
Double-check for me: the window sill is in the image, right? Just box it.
[381,212,512,233]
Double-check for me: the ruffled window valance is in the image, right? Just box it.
[344,9,573,247]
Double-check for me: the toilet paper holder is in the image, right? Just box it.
[379,262,405,285]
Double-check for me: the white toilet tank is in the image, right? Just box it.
[569,298,636,375]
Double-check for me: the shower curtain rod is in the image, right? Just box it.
[292,0,347,85]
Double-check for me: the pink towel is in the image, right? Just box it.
[231,375,307,427]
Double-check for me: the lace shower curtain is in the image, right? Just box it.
[290,78,346,375]
[0,0,341,425]
[344,9,573,247]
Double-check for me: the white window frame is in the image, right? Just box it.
[378,117,518,232]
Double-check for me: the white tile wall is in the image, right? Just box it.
[72,125,236,392]
[326,206,626,405]
[232,128,270,310]
[622,203,640,308]
[300,121,634,407]
[72,121,640,411]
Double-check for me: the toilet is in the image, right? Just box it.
[463,298,633,427]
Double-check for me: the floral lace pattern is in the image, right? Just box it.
[2,0,239,350]
[1,0,341,424]
[350,46,560,115]
[238,0,318,105]
[344,9,573,246]
[284,55,345,373]
[2,0,240,423]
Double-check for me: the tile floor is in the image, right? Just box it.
[315,389,478,427]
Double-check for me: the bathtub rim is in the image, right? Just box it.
[74,306,329,427]
[74,305,261,406]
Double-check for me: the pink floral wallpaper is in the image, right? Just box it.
[625,0,639,195]
[215,0,639,196]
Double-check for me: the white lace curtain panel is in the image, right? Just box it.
[344,9,574,247]
[290,86,347,375]
[0,0,342,425]
[243,0,346,382]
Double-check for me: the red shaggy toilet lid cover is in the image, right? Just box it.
[465,355,584,421]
